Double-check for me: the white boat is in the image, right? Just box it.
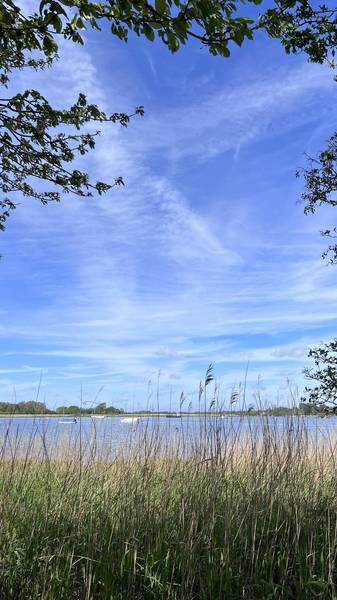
[121,417,139,424]
[91,415,105,419]
[58,418,77,424]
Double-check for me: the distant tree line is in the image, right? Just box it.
[0,401,331,416]
[222,405,324,416]
[0,401,52,414]
[264,405,324,416]
[56,403,124,415]
[0,401,124,415]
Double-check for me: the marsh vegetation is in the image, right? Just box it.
[1,415,337,599]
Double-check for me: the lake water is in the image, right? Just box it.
[0,415,336,461]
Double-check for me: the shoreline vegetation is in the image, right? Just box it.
[1,414,337,598]
[0,411,329,418]
[0,400,325,418]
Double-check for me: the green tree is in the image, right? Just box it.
[303,340,337,412]
[106,405,124,414]
[2,0,337,229]
[298,132,337,264]
[93,402,106,414]
[66,405,81,414]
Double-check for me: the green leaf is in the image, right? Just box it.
[173,19,188,39]
[76,17,86,30]
[42,33,58,54]
[50,1,67,17]
[233,30,245,47]
[144,24,155,41]
[0,9,14,25]
[155,0,167,15]
[51,14,63,33]
[167,31,179,52]
[219,45,230,57]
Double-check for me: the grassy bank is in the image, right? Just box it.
[0,417,337,598]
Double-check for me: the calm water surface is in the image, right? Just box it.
[0,415,336,459]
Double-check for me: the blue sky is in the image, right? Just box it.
[1,15,337,411]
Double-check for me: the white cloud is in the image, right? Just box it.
[271,345,308,359]
[123,62,336,162]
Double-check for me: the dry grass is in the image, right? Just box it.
[0,415,337,598]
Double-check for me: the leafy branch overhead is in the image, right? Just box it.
[1,0,266,64]
[1,0,337,229]
[2,1,337,62]
[0,1,148,230]
[0,88,144,230]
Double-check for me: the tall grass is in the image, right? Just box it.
[0,415,337,598]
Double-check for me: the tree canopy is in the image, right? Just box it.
[2,1,337,64]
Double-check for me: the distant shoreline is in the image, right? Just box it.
[0,411,315,418]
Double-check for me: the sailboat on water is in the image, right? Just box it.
[121,417,139,424]
[58,407,77,424]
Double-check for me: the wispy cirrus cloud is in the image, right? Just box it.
[1,32,337,408]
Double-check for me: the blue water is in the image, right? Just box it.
[0,415,335,460]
